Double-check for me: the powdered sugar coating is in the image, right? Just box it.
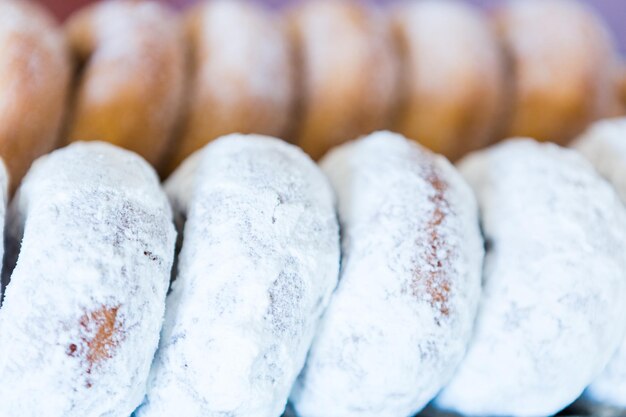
[290,132,483,417]
[0,142,175,417]
[436,139,626,416]
[192,1,292,106]
[139,135,340,417]
[573,117,626,408]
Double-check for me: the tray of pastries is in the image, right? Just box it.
[0,0,625,416]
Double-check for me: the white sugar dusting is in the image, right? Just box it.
[294,1,398,126]
[436,139,626,416]
[0,142,176,417]
[394,0,502,96]
[194,0,293,108]
[291,132,483,417]
[0,0,68,111]
[139,134,340,417]
[67,1,183,112]
[0,0,62,54]
[573,117,626,408]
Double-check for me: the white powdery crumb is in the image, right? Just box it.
[138,134,340,417]
[290,131,483,417]
[573,117,626,408]
[195,0,293,109]
[0,142,176,417]
[435,139,626,417]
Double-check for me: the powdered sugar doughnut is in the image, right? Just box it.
[290,131,483,417]
[0,0,71,192]
[165,0,295,173]
[435,139,626,416]
[0,142,176,417]
[494,0,620,145]
[573,117,626,408]
[391,0,506,161]
[65,0,186,168]
[139,135,339,417]
[289,1,399,160]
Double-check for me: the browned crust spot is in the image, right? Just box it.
[67,305,123,388]
[411,163,452,319]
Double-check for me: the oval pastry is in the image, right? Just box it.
[494,0,620,144]
[391,0,506,160]
[0,0,71,192]
[165,0,295,174]
[0,142,175,417]
[574,117,626,409]
[65,0,186,168]
[289,0,399,160]
[139,135,340,417]
[290,131,483,417]
[436,139,626,416]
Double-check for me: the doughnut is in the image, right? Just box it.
[494,0,621,145]
[289,1,399,160]
[391,0,506,161]
[138,135,340,417]
[0,0,71,192]
[65,0,186,168]
[0,142,176,417]
[435,139,626,416]
[573,117,626,408]
[290,131,483,417]
[164,0,295,174]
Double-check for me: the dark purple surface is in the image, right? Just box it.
[40,0,626,54]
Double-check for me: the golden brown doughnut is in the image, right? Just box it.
[391,0,506,161]
[65,0,186,168]
[289,0,399,160]
[165,0,295,174]
[494,0,621,145]
[0,0,70,193]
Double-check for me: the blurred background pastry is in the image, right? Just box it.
[0,0,70,193]
[391,0,506,161]
[288,0,399,160]
[65,0,186,168]
[164,0,295,174]
[493,0,622,145]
